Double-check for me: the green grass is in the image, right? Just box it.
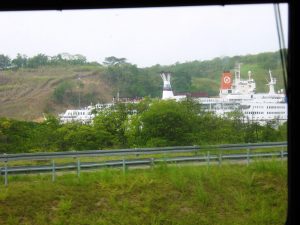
[0,160,287,225]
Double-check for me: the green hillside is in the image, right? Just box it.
[0,51,285,121]
[0,65,112,121]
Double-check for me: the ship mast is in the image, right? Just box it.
[235,63,241,85]
[248,70,252,80]
[160,72,174,99]
[267,69,276,94]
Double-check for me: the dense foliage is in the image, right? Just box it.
[0,53,92,70]
[0,99,286,153]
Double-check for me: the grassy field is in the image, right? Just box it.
[0,160,287,225]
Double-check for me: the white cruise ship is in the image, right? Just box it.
[59,65,287,124]
[58,98,140,124]
[161,65,287,124]
[58,103,114,124]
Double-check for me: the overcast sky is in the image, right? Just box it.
[0,4,288,68]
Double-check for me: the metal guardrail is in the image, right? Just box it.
[0,141,287,162]
[0,142,287,186]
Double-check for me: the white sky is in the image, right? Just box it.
[0,4,288,68]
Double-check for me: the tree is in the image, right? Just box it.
[49,54,64,65]
[12,53,27,68]
[72,54,87,64]
[27,54,49,68]
[260,120,280,142]
[52,81,74,103]
[103,57,134,98]
[103,56,127,66]
[28,115,61,152]
[0,54,11,69]
[93,103,129,147]
[0,118,38,153]
[277,122,287,141]
[243,122,259,143]
[138,100,198,147]
[56,123,111,151]
[172,70,192,93]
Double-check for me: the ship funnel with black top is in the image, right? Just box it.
[160,72,174,99]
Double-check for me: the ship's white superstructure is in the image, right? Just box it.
[59,66,287,124]
[161,67,287,124]
[59,103,113,124]
[59,98,140,124]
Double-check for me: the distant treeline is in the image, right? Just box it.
[0,99,287,153]
[1,50,285,100]
[0,53,98,69]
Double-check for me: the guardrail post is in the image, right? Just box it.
[151,158,154,168]
[207,152,210,167]
[122,158,126,174]
[247,148,250,166]
[218,153,222,166]
[52,160,56,182]
[280,150,284,161]
[4,161,8,186]
[194,146,198,156]
[77,159,81,178]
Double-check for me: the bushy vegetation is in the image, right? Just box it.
[0,160,287,225]
[0,99,287,153]
[52,81,75,103]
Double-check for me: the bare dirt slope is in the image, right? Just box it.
[0,65,113,121]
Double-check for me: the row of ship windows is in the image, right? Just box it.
[252,106,286,109]
[245,112,263,115]
[245,111,286,115]
[67,112,91,116]
[267,112,286,114]
[267,106,286,109]
[95,105,112,109]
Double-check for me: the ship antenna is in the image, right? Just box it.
[267,69,276,94]
[235,63,242,80]
[248,71,252,80]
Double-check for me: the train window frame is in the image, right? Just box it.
[0,0,297,224]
